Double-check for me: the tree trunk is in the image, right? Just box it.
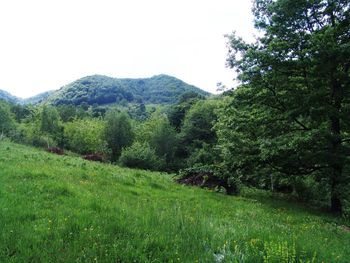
[329,79,343,213]
[330,166,342,213]
[331,194,342,213]
[270,174,274,192]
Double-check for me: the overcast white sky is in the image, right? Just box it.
[0,0,255,98]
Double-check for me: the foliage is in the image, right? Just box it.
[13,123,44,148]
[168,91,206,131]
[119,141,163,170]
[10,107,45,147]
[185,143,221,168]
[64,118,107,154]
[127,102,149,121]
[0,141,349,262]
[179,99,220,167]
[39,105,64,147]
[219,0,350,213]
[0,100,15,137]
[57,105,78,122]
[135,114,178,170]
[104,111,134,161]
[181,99,218,149]
[10,104,32,123]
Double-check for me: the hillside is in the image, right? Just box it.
[0,89,20,103]
[22,90,55,105]
[47,74,209,106]
[0,141,349,262]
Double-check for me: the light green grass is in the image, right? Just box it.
[0,141,349,262]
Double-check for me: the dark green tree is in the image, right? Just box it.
[0,100,15,137]
[119,141,162,171]
[40,105,64,147]
[104,111,134,161]
[181,100,218,150]
[57,105,77,122]
[179,99,220,168]
[128,102,148,121]
[11,104,31,123]
[168,92,205,132]
[40,105,61,135]
[136,114,178,170]
[64,118,107,154]
[219,0,350,213]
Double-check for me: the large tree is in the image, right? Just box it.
[40,105,63,147]
[219,0,350,212]
[135,114,178,170]
[104,111,134,161]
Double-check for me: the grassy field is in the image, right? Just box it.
[0,141,349,262]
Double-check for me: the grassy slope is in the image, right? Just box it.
[0,142,349,262]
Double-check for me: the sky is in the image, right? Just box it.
[0,0,256,98]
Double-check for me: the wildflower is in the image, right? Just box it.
[214,253,225,263]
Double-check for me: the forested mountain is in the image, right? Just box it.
[47,74,209,106]
[0,75,209,106]
[0,89,20,103]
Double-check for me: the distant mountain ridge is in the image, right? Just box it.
[48,74,209,106]
[0,74,210,106]
[0,89,21,103]
[22,91,55,104]
[0,90,54,105]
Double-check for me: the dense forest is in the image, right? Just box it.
[0,0,349,218]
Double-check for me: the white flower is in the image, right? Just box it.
[214,253,225,263]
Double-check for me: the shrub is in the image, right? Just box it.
[119,142,163,171]
[104,110,134,161]
[178,165,239,195]
[135,114,178,170]
[64,118,107,154]
[16,122,56,148]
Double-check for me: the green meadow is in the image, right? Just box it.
[0,141,349,262]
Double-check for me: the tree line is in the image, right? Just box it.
[0,91,218,173]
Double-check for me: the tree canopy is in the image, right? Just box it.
[218,0,350,213]
[104,111,134,161]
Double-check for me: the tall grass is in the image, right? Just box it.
[0,141,349,262]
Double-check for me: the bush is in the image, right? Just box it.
[104,111,134,161]
[292,176,329,204]
[14,122,56,148]
[64,118,107,154]
[119,142,163,171]
[135,114,178,170]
